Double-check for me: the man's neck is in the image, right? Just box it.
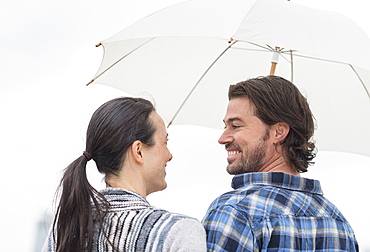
[258,153,299,176]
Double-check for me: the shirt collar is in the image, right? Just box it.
[232,172,323,195]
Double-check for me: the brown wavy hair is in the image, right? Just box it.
[228,76,316,173]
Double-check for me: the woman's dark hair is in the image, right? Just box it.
[228,75,316,173]
[53,97,156,252]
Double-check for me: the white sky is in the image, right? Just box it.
[1,0,369,251]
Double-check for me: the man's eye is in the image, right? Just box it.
[223,125,240,129]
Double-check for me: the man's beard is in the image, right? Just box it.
[227,129,270,175]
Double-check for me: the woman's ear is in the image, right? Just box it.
[130,140,144,164]
[273,123,290,144]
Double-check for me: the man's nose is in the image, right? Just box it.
[218,129,233,145]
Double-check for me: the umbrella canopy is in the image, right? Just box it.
[88,0,370,156]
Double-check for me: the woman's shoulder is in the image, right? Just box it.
[162,214,206,251]
[145,207,201,228]
[134,209,206,251]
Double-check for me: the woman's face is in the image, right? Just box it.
[142,112,173,195]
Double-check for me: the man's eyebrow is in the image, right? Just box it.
[224,117,243,124]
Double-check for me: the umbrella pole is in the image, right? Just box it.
[270,63,277,75]
[269,46,280,75]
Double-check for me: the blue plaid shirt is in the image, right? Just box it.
[202,172,358,251]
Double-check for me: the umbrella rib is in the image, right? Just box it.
[349,65,370,99]
[290,50,294,82]
[247,41,274,51]
[290,53,370,99]
[167,41,237,127]
[290,52,350,65]
[231,42,274,52]
[231,47,270,53]
[87,38,155,85]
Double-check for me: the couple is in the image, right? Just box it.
[43,76,358,252]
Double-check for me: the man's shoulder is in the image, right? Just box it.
[207,184,318,219]
[209,184,279,206]
[208,184,349,222]
[205,186,271,218]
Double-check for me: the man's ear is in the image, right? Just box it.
[273,123,290,144]
[130,140,144,164]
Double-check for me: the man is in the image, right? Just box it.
[202,76,358,251]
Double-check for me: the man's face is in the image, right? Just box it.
[219,97,272,175]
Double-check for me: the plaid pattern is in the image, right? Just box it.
[202,172,358,251]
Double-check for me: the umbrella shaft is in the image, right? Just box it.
[270,62,277,75]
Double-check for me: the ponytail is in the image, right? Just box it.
[53,154,109,252]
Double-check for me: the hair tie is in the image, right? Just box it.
[83,151,92,161]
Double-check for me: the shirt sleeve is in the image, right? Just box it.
[202,204,255,252]
[163,217,207,252]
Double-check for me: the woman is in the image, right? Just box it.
[43,97,206,252]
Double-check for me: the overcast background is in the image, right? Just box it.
[1,0,369,251]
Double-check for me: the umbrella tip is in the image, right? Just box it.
[228,38,233,43]
[95,42,102,47]
[86,79,94,86]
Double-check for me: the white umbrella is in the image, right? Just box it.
[88,0,370,157]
